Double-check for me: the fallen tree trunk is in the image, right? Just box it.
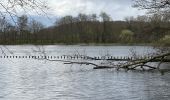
[34,52,170,70]
[117,52,170,70]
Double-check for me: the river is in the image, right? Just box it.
[0,45,170,100]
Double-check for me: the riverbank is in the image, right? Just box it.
[0,42,156,46]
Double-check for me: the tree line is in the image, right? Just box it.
[0,12,170,45]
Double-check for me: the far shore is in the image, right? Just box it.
[0,42,159,46]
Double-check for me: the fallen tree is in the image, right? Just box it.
[28,45,170,71]
[33,50,170,71]
[117,52,170,70]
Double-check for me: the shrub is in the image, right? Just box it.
[159,35,170,46]
[120,29,134,43]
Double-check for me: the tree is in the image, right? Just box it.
[0,0,48,23]
[78,13,89,22]
[120,29,134,43]
[99,12,112,42]
[29,19,44,33]
[133,0,170,38]
[133,0,170,8]
[0,18,11,32]
[99,12,112,22]
[17,15,28,33]
[159,35,170,46]
[162,12,170,22]
[17,15,30,42]
[133,0,170,13]
[124,16,136,30]
[132,0,170,67]
[136,15,149,22]
[56,15,74,26]
[90,14,98,21]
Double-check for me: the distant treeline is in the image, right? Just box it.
[0,12,170,45]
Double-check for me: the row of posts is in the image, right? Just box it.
[0,55,154,60]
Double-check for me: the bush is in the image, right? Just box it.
[158,35,170,46]
[120,29,134,43]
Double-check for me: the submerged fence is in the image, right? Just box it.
[0,55,170,62]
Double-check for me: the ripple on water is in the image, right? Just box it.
[0,45,170,100]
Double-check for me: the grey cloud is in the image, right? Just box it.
[40,0,146,25]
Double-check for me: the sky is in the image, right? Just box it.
[16,0,147,26]
[37,0,146,26]
[48,0,145,19]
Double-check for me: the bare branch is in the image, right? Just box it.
[133,0,170,13]
[0,0,49,24]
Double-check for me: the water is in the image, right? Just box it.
[0,45,170,100]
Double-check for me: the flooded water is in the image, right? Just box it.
[0,45,170,100]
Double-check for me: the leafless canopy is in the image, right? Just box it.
[133,0,170,13]
[0,0,49,23]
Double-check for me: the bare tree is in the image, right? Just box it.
[29,19,44,33]
[133,0,170,8]
[0,0,49,24]
[17,15,28,33]
[78,13,89,22]
[31,48,170,71]
[99,12,112,22]
[133,1,169,37]
[0,0,49,55]
[90,14,98,21]
[133,0,170,13]
[0,18,11,32]
[56,15,74,26]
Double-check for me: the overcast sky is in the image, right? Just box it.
[49,0,146,18]
[35,0,146,26]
